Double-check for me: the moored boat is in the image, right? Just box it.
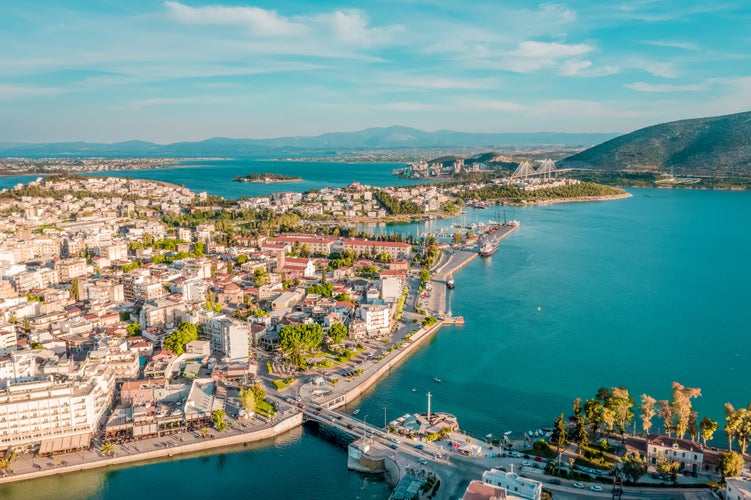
[480,240,499,257]
[446,274,455,289]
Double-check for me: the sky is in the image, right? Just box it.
[2,0,751,143]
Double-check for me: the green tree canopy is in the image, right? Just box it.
[328,323,348,345]
[718,451,744,478]
[163,322,199,355]
[621,452,648,483]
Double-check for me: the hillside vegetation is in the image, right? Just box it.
[560,111,751,178]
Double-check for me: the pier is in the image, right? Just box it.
[425,222,519,316]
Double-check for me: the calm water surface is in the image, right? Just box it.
[2,166,749,498]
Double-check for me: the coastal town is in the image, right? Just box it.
[0,172,746,500]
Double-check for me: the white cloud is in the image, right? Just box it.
[165,2,401,49]
[381,102,438,111]
[626,81,705,92]
[165,1,303,36]
[644,40,699,51]
[379,75,500,90]
[456,98,525,111]
[0,84,61,99]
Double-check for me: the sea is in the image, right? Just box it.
[1,160,749,499]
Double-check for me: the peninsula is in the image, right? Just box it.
[232,172,303,183]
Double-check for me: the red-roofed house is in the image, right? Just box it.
[646,435,704,473]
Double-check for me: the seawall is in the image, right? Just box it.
[0,413,303,485]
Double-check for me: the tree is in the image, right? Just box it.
[656,456,679,483]
[126,323,141,337]
[239,388,256,414]
[671,382,701,439]
[419,268,430,285]
[250,383,266,403]
[213,409,226,432]
[584,398,604,437]
[657,400,673,436]
[725,403,740,451]
[101,442,115,456]
[70,278,80,300]
[574,414,589,454]
[640,394,656,435]
[700,416,718,446]
[621,452,648,483]
[606,387,634,436]
[194,241,205,256]
[328,323,348,345]
[253,268,270,287]
[550,413,568,465]
[718,451,744,478]
[236,254,248,265]
[163,322,199,355]
[687,409,699,441]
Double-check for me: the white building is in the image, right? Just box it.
[0,361,115,453]
[359,304,390,337]
[482,468,541,500]
[726,478,751,500]
[380,277,402,303]
[0,323,16,357]
[204,316,250,360]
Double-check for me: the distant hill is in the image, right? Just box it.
[0,127,617,158]
[560,111,751,178]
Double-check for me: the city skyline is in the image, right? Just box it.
[2,0,751,143]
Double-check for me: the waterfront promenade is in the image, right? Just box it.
[0,222,518,489]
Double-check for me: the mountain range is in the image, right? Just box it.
[560,110,751,177]
[0,127,617,157]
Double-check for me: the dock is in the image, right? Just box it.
[426,223,519,316]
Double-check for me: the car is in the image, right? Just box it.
[414,444,425,450]
[497,466,507,472]
[521,460,530,466]
[549,479,561,485]
[534,456,544,462]
[418,458,428,465]
[391,437,401,444]
[590,485,603,492]
[390,444,399,450]
[523,454,531,459]
[533,463,540,469]
[572,483,585,489]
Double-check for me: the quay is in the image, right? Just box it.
[426,222,519,316]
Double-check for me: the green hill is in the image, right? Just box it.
[560,111,751,178]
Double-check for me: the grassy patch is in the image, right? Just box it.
[256,399,276,418]
[272,378,296,390]
[266,361,273,374]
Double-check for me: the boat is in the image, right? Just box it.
[504,431,513,436]
[446,274,455,289]
[433,377,442,383]
[352,409,360,416]
[479,240,499,257]
[412,388,417,392]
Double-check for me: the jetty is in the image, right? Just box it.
[426,222,519,316]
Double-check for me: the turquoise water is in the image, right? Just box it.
[0,159,427,197]
[2,165,750,498]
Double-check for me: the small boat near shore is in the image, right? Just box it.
[480,240,499,257]
[433,377,442,383]
[352,409,360,416]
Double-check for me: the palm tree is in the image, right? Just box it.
[101,442,115,456]
[200,427,209,439]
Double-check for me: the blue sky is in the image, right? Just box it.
[2,0,750,143]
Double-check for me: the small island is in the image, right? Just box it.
[233,172,303,183]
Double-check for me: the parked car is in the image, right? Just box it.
[390,444,398,450]
[590,485,603,492]
[572,483,585,489]
[521,461,531,466]
[549,479,561,485]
